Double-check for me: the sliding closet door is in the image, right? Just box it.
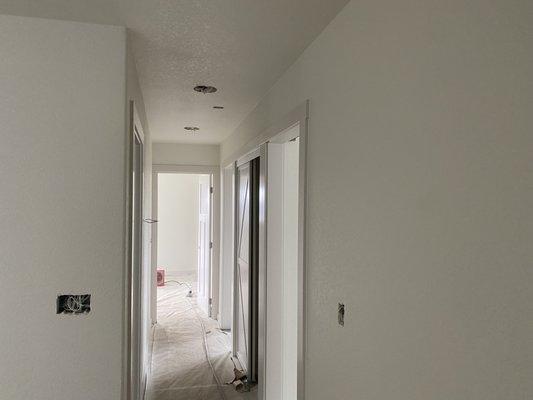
[235,156,260,383]
[235,162,251,372]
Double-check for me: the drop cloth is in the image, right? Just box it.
[147,276,256,400]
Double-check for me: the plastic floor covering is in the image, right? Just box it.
[146,275,256,400]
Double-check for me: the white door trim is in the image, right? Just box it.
[221,101,308,167]
[124,100,147,400]
[219,164,235,329]
[261,106,308,400]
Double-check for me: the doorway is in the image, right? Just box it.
[224,103,308,400]
[148,167,254,400]
[264,125,302,400]
[155,172,210,314]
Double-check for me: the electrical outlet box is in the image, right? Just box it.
[57,294,91,314]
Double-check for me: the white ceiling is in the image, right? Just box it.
[0,0,350,144]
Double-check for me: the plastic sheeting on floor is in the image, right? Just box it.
[146,276,256,400]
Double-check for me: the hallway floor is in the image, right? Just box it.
[147,273,256,400]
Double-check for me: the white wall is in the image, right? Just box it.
[157,174,200,275]
[222,1,533,399]
[153,143,219,166]
[0,15,126,400]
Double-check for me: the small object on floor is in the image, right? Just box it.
[233,367,246,381]
[156,269,165,286]
[234,378,255,393]
[229,367,252,392]
[233,380,245,391]
[186,290,193,297]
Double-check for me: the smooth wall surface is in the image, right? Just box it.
[153,143,219,166]
[0,15,126,400]
[157,174,200,275]
[221,1,533,399]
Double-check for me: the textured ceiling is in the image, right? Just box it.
[0,0,350,143]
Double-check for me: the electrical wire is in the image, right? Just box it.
[164,279,193,291]
[63,295,90,313]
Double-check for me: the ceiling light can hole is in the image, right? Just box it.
[194,85,217,94]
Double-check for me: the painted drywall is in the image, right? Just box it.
[0,15,126,400]
[157,174,200,275]
[153,143,219,166]
[222,1,533,399]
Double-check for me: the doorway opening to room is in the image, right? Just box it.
[149,170,220,400]
[154,172,211,314]
[148,167,251,400]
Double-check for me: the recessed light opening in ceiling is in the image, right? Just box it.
[194,85,217,94]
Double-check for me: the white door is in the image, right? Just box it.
[197,175,212,316]
[234,157,260,381]
[235,162,251,372]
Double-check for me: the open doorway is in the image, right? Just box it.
[155,173,210,314]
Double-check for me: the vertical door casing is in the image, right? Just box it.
[219,165,235,329]
[257,144,268,400]
[197,174,212,317]
[130,125,144,400]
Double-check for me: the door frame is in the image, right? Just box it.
[197,173,213,315]
[219,164,235,330]
[226,101,309,400]
[151,164,221,319]
[124,101,147,400]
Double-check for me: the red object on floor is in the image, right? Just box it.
[157,269,165,286]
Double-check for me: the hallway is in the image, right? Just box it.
[147,274,256,400]
[2,2,532,400]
